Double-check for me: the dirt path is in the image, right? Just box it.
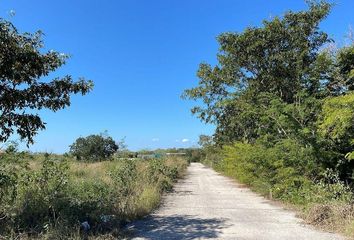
[127,163,344,239]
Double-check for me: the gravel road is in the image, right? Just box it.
[128,163,344,240]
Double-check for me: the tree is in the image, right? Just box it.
[0,18,93,145]
[182,1,339,144]
[69,133,118,161]
[337,45,354,91]
[198,135,214,148]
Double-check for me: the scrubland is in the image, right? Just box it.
[0,152,187,239]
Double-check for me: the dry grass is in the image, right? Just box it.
[1,154,188,240]
[304,203,354,238]
[70,161,113,184]
[134,185,161,217]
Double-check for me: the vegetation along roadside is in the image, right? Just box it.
[0,141,188,239]
[183,1,354,238]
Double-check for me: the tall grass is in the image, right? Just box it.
[0,153,187,239]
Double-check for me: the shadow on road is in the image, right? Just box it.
[128,214,229,239]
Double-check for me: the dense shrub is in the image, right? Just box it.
[184,148,205,163]
[13,157,69,231]
[215,139,353,206]
[0,149,32,228]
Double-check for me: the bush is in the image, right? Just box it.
[13,157,69,231]
[0,150,32,231]
[147,158,181,191]
[217,139,353,206]
[184,148,205,163]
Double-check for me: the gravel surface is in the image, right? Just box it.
[127,163,344,240]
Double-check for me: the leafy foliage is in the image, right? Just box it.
[14,157,69,230]
[0,18,93,145]
[184,0,354,214]
[183,2,336,142]
[317,92,354,178]
[319,93,354,142]
[69,133,119,161]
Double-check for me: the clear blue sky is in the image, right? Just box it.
[1,0,353,153]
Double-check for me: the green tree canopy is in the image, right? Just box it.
[182,1,353,144]
[69,133,119,161]
[318,92,354,162]
[0,18,93,145]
